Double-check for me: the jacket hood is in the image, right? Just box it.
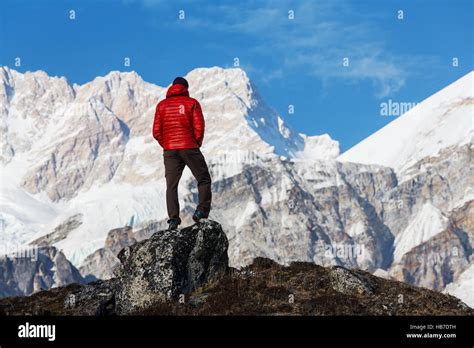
[166,84,189,98]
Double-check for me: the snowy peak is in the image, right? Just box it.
[186,67,339,160]
[338,71,474,172]
[0,67,75,115]
[183,66,304,157]
[185,66,254,107]
[80,70,151,94]
[1,66,339,161]
[184,66,339,159]
[296,133,340,160]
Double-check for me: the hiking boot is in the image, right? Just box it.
[192,210,207,223]
[167,218,181,230]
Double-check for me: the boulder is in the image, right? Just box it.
[114,219,229,314]
[329,266,376,296]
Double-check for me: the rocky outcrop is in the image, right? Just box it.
[0,221,471,316]
[114,219,229,314]
[328,266,376,296]
[0,246,84,298]
[0,220,229,315]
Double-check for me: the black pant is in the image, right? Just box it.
[163,148,212,220]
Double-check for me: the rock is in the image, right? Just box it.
[134,257,473,316]
[114,219,229,314]
[329,266,375,296]
[60,279,118,315]
[373,268,393,280]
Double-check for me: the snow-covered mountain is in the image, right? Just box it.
[338,71,473,306]
[338,72,473,174]
[0,67,472,307]
[0,66,339,264]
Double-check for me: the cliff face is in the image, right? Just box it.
[0,221,471,316]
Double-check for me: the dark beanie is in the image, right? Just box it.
[172,77,189,89]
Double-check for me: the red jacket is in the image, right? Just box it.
[152,84,205,150]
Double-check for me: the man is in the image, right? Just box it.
[152,77,212,230]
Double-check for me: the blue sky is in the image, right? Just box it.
[1,0,472,151]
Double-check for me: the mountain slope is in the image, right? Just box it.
[338,72,473,173]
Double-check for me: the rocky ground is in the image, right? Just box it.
[0,220,471,316]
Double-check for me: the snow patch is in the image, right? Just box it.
[295,133,340,160]
[393,203,448,262]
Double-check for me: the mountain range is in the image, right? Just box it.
[0,66,472,307]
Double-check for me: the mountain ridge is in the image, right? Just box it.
[0,67,472,307]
